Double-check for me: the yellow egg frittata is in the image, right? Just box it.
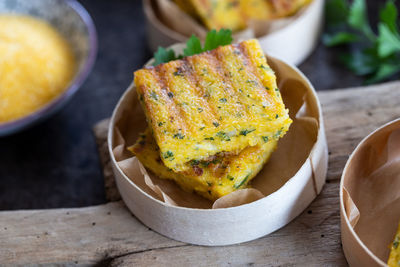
[129,128,278,200]
[134,39,292,171]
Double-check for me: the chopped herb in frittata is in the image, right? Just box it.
[234,174,251,189]
[173,133,185,139]
[240,128,256,136]
[163,151,174,159]
[216,131,231,141]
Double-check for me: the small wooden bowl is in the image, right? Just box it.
[143,0,324,65]
[108,47,328,246]
[340,118,400,266]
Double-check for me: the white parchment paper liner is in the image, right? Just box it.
[340,118,400,266]
[143,0,324,65]
[108,51,328,245]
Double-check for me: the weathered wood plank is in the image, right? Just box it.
[94,119,121,202]
[0,202,183,265]
[109,183,346,267]
[1,81,399,266]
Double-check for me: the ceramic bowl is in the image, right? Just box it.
[0,0,97,136]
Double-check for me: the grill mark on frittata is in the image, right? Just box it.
[153,67,190,135]
[179,57,220,130]
[240,41,283,116]
[135,69,183,142]
[206,49,250,122]
[213,44,260,119]
[184,54,219,121]
[237,42,274,111]
[186,51,245,126]
[212,47,243,111]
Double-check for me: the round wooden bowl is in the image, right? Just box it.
[108,47,328,246]
[143,0,324,65]
[340,118,400,266]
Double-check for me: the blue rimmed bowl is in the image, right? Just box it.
[0,0,97,136]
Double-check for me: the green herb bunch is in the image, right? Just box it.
[324,0,400,84]
[153,29,233,66]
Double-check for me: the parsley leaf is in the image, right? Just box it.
[380,0,398,34]
[377,23,400,58]
[153,47,177,66]
[325,0,349,27]
[322,32,359,46]
[324,0,400,84]
[366,62,400,84]
[339,49,380,76]
[203,29,233,51]
[183,35,203,57]
[348,0,375,41]
[153,29,233,66]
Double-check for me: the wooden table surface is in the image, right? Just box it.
[2,81,399,266]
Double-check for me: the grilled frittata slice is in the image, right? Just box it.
[129,128,277,200]
[174,0,247,31]
[241,0,312,21]
[388,222,400,267]
[173,0,312,31]
[241,0,276,21]
[269,0,312,18]
[134,39,291,171]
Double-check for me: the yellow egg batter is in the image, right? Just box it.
[0,15,76,123]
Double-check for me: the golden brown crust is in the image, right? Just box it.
[134,39,292,171]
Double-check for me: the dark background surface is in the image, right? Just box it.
[0,0,394,210]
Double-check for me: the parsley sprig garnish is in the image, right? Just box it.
[323,0,400,84]
[153,29,233,66]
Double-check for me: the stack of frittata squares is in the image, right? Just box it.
[129,39,292,201]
